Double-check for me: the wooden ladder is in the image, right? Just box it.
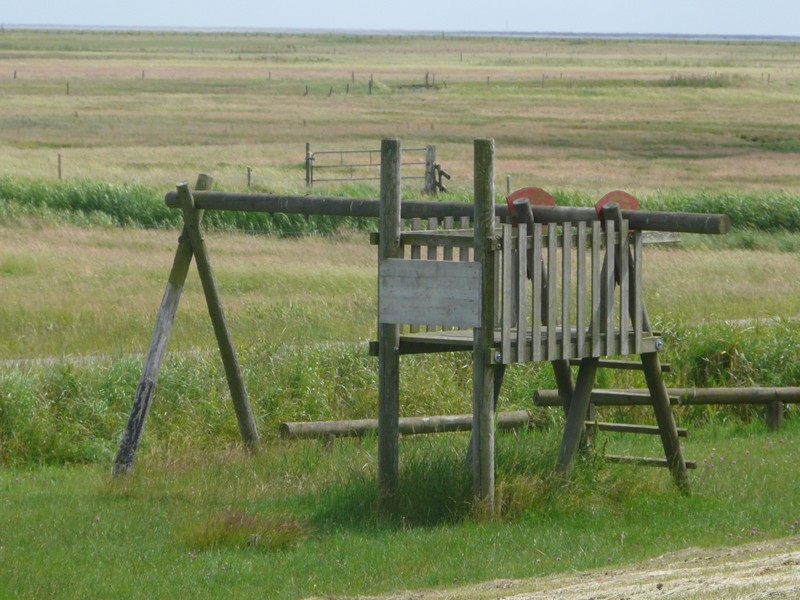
[567,358,697,473]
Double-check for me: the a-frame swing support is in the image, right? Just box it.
[112,176,258,476]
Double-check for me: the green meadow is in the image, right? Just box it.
[1,30,799,598]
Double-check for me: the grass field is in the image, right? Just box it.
[1,30,800,599]
[1,30,799,193]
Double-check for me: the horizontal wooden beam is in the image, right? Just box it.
[585,421,688,437]
[605,455,697,469]
[279,410,532,439]
[567,359,671,372]
[164,191,731,234]
[535,387,800,407]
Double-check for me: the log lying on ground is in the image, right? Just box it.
[534,387,800,407]
[279,410,531,440]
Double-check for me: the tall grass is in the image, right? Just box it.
[2,318,798,467]
[2,176,800,235]
[0,176,376,235]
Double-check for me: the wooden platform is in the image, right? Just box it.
[370,328,662,358]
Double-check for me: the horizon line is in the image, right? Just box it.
[2,23,799,42]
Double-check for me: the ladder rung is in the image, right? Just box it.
[568,359,671,373]
[605,455,697,469]
[585,421,688,437]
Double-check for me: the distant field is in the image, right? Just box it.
[0,30,799,194]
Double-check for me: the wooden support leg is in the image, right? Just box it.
[555,357,599,474]
[177,184,260,450]
[112,232,194,475]
[466,363,506,468]
[551,359,574,415]
[472,138,497,513]
[378,325,400,503]
[766,400,784,432]
[472,346,495,512]
[641,351,690,494]
[377,139,403,506]
[112,174,213,476]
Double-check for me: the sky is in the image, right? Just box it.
[2,0,799,38]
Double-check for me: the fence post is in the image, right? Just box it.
[378,138,403,506]
[473,138,496,514]
[305,142,312,187]
[423,145,436,194]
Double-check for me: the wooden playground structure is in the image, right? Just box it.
[113,137,762,514]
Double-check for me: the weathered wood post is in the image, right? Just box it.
[378,139,403,505]
[305,142,312,187]
[113,174,214,476]
[641,351,690,494]
[473,138,497,513]
[177,184,259,450]
[765,400,784,431]
[423,145,436,195]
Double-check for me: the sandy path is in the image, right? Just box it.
[344,536,800,600]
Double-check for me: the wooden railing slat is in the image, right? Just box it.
[576,221,587,358]
[517,223,529,363]
[604,220,616,356]
[532,225,543,361]
[501,224,513,363]
[619,220,629,355]
[561,222,572,360]
[547,223,558,360]
[591,221,602,357]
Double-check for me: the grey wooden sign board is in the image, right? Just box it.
[378,259,481,328]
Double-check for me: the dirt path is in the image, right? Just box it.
[348,536,800,600]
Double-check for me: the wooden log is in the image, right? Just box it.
[280,410,532,439]
[534,387,800,406]
[177,184,259,449]
[112,174,213,476]
[472,138,497,512]
[163,192,731,234]
[377,138,403,504]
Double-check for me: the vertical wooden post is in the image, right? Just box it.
[113,174,214,476]
[305,142,312,187]
[246,166,252,188]
[177,184,260,450]
[378,139,403,505]
[641,351,690,494]
[473,138,496,513]
[765,400,784,431]
[423,145,436,194]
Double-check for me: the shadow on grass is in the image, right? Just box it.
[308,430,581,532]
